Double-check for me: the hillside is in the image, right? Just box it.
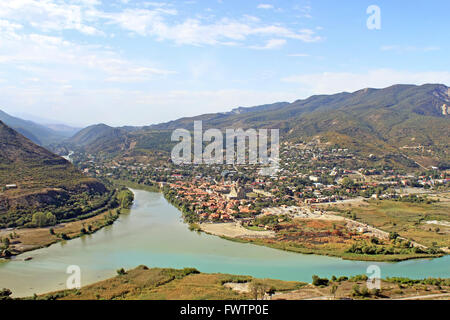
[0,110,74,146]
[0,121,109,229]
[62,124,131,154]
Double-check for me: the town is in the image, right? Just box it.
[69,139,449,261]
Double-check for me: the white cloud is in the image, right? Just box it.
[257,4,274,10]
[381,45,440,53]
[282,69,450,95]
[288,53,310,57]
[0,1,322,48]
[0,29,174,83]
[98,8,321,46]
[250,39,286,50]
[0,0,103,35]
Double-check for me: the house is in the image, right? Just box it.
[5,184,17,189]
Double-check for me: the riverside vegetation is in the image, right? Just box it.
[0,188,134,257]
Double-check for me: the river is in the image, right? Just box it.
[0,190,449,297]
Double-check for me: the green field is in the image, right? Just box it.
[344,197,450,249]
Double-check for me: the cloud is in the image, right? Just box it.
[250,39,286,50]
[282,69,450,95]
[101,10,322,46]
[0,0,103,35]
[381,45,440,53]
[257,4,274,10]
[0,1,322,48]
[287,53,310,57]
[0,28,174,84]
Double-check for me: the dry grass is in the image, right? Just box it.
[38,266,306,300]
[346,198,450,248]
[273,279,450,300]
[32,266,449,301]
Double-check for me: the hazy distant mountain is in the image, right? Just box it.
[44,123,81,137]
[0,109,78,146]
[0,121,108,228]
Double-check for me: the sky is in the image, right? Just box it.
[0,0,449,127]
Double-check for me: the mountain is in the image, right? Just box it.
[144,84,449,168]
[150,84,449,130]
[53,84,449,169]
[229,102,290,115]
[63,124,131,154]
[0,121,109,228]
[148,102,291,131]
[0,109,75,146]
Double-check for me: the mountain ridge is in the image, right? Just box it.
[0,109,79,146]
[50,83,449,169]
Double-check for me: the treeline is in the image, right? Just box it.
[117,188,134,209]
[385,277,450,287]
[0,190,113,229]
[346,239,442,256]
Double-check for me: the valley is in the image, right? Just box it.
[0,83,449,300]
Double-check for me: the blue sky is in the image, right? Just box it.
[0,0,449,126]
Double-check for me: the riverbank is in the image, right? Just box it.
[109,179,160,192]
[197,221,444,262]
[0,188,133,258]
[199,222,275,238]
[0,208,121,257]
[17,266,449,300]
[221,235,445,262]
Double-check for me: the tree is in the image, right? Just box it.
[0,288,12,300]
[32,212,56,227]
[351,284,360,297]
[45,212,56,226]
[330,284,338,299]
[341,177,354,188]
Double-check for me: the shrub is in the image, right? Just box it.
[116,268,127,276]
[0,288,12,300]
[389,232,399,240]
[312,275,329,286]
